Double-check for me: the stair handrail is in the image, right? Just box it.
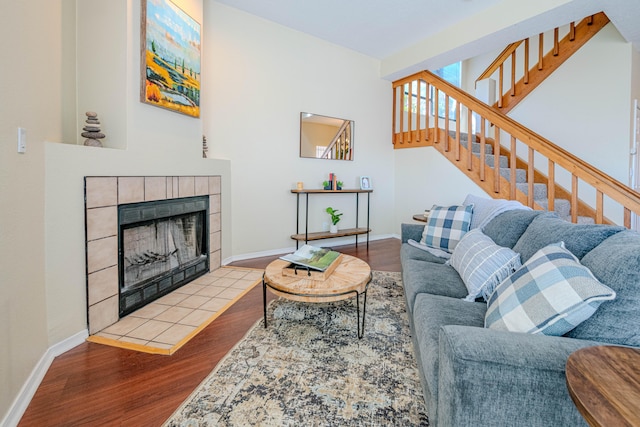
[475,40,522,85]
[394,70,640,220]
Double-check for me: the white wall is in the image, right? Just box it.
[0,0,55,418]
[393,147,486,231]
[202,3,394,259]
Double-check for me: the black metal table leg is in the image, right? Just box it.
[263,276,268,328]
[356,289,368,339]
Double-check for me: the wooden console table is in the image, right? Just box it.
[566,345,640,427]
[291,189,372,248]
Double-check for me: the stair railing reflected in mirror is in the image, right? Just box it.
[300,112,354,160]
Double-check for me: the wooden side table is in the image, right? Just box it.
[566,345,640,427]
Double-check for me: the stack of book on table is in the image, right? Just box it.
[280,244,342,279]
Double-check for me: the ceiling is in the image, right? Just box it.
[215,0,640,77]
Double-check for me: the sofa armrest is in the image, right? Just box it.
[438,325,598,427]
[401,223,424,243]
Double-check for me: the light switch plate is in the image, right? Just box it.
[17,127,26,153]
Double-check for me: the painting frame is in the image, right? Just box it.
[140,0,201,118]
[360,176,372,190]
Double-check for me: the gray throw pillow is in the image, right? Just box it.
[512,215,624,262]
[572,230,640,346]
[483,210,549,249]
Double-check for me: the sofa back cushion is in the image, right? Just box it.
[570,230,640,346]
[482,210,548,249]
[512,215,625,262]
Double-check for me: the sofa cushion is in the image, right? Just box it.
[512,215,625,262]
[463,194,531,230]
[401,242,448,265]
[412,294,486,425]
[483,210,549,249]
[485,242,616,336]
[402,259,467,315]
[448,229,521,301]
[571,230,640,346]
[420,204,473,253]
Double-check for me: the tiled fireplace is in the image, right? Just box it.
[85,176,222,334]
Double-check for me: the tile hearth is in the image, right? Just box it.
[88,266,263,355]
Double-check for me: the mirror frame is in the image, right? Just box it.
[299,112,354,160]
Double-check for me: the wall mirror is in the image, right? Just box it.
[300,112,354,160]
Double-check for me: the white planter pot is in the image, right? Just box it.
[330,224,338,234]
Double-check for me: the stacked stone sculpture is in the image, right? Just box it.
[203,135,209,158]
[82,112,105,147]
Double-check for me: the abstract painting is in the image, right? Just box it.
[141,0,201,118]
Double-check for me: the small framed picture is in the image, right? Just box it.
[360,176,372,190]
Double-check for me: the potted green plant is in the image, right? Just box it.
[326,207,343,233]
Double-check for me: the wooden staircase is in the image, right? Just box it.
[392,70,640,227]
[476,12,610,114]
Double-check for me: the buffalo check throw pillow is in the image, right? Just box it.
[420,204,473,253]
[485,242,616,336]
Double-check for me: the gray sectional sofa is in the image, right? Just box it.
[401,207,640,426]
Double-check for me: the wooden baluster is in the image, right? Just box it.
[498,64,504,108]
[548,160,555,212]
[571,175,578,223]
[425,82,430,141]
[510,50,516,96]
[480,118,486,181]
[392,85,397,145]
[494,127,501,193]
[455,101,461,161]
[399,85,405,144]
[587,15,594,25]
[624,207,631,228]
[596,191,604,224]
[510,136,517,199]
[416,80,422,141]
[570,22,576,41]
[444,95,450,151]
[538,33,544,70]
[528,147,535,207]
[434,88,439,144]
[524,38,530,84]
[553,28,559,56]
[467,107,473,170]
[408,82,413,143]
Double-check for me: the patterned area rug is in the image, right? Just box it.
[164,271,429,426]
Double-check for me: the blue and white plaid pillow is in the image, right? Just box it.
[448,229,521,302]
[485,242,616,336]
[420,204,473,253]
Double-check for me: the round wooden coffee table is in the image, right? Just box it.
[566,345,640,426]
[262,255,372,338]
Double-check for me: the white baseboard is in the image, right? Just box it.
[223,234,398,265]
[1,329,88,427]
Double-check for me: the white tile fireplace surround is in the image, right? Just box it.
[85,176,222,335]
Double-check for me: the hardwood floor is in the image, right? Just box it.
[18,238,401,427]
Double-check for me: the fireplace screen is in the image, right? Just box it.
[118,196,209,316]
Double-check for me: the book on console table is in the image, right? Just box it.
[280,244,342,279]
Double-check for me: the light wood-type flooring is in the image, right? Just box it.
[18,238,401,426]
